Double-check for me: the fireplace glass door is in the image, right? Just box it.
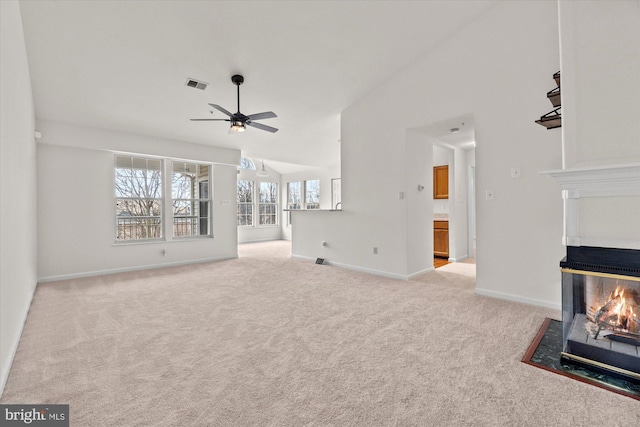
[561,269,640,380]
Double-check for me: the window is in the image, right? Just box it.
[172,162,211,238]
[259,182,278,225]
[305,179,320,209]
[287,182,302,210]
[115,155,163,241]
[286,180,320,226]
[237,180,253,226]
[287,181,301,225]
[240,157,255,170]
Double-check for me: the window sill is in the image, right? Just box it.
[113,236,212,246]
[283,209,342,212]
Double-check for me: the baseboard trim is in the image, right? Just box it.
[291,254,409,281]
[407,266,435,279]
[238,238,284,244]
[475,287,561,311]
[0,284,36,398]
[448,255,469,262]
[37,256,237,283]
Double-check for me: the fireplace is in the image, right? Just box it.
[560,246,640,381]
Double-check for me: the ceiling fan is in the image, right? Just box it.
[190,74,278,133]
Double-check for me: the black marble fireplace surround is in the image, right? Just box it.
[560,246,640,382]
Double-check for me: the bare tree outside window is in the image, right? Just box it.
[240,157,255,170]
[259,182,278,225]
[305,179,320,209]
[287,181,301,225]
[237,180,253,226]
[115,155,163,241]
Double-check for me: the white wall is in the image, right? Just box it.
[237,159,283,243]
[0,0,38,395]
[558,0,640,249]
[292,1,564,308]
[406,131,434,276]
[36,120,239,281]
[560,0,640,169]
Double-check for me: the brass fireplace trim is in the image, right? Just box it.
[561,352,640,381]
[561,268,640,282]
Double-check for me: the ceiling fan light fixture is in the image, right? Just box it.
[230,121,246,133]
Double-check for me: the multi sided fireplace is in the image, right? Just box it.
[560,246,640,381]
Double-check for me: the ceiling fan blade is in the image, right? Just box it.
[246,111,277,121]
[247,121,278,133]
[189,118,230,121]
[208,103,234,117]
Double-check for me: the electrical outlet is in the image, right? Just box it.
[510,168,521,178]
[485,190,495,200]
[373,247,378,255]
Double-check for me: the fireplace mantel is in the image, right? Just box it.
[540,163,640,248]
[541,163,640,197]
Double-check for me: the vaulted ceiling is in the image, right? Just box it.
[19,1,496,173]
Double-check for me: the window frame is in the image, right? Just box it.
[258,181,279,227]
[114,154,215,245]
[305,179,321,210]
[286,179,320,227]
[171,162,212,239]
[237,179,254,227]
[114,155,164,243]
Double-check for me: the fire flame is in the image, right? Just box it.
[596,286,637,333]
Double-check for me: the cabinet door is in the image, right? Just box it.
[433,165,448,199]
[434,222,449,258]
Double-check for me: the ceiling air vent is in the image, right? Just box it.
[185,78,208,91]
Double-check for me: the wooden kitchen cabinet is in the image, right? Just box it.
[434,220,449,258]
[433,165,448,199]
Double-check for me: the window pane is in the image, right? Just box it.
[237,180,253,202]
[306,179,320,209]
[288,182,301,209]
[115,208,163,241]
[260,182,278,203]
[146,170,162,198]
[115,168,132,197]
[172,173,191,199]
[173,200,192,216]
[258,182,278,226]
[171,161,211,238]
[240,157,255,170]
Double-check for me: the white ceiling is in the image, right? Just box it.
[19,1,496,173]
[415,113,476,150]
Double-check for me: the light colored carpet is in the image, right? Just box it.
[2,241,638,426]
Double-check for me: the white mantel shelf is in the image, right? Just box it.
[540,163,640,197]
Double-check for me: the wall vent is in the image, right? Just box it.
[185,78,208,90]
